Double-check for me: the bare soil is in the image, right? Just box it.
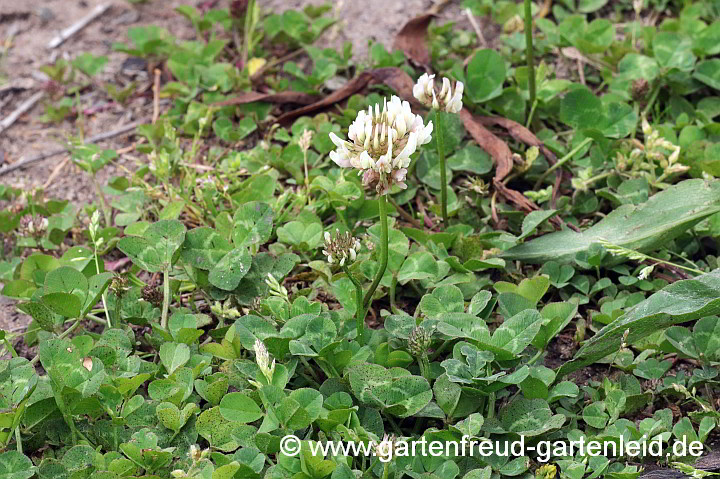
[0,0,470,331]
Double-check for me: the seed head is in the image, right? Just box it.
[18,214,48,238]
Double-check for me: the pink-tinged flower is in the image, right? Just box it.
[329,95,432,195]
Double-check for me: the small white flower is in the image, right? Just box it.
[375,434,396,463]
[254,338,275,382]
[638,265,654,281]
[414,73,464,113]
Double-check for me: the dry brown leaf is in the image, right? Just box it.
[275,72,374,124]
[459,109,513,181]
[493,179,566,230]
[476,116,557,162]
[370,68,424,108]
[393,13,435,67]
[213,90,319,107]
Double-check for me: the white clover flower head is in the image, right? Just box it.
[322,229,361,266]
[329,95,432,195]
[414,73,464,114]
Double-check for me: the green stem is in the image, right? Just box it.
[418,354,431,383]
[534,137,594,189]
[435,111,449,225]
[15,426,21,454]
[363,195,389,308]
[642,81,662,117]
[92,174,111,227]
[343,264,366,345]
[578,170,615,190]
[524,0,536,113]
[161,268,170,330]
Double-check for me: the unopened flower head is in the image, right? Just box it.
[254,338,275,382]
[329,96,432,195]
[413,73,464,114]
[408,326,433,356]
[299,129,313,152]
[322,229,361,266]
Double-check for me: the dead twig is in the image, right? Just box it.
[152,68,161,124]
[0,91,44,135]
[464,8,487,47]
[0,118,148,176]
[47,3,111,49]
[43,156,71,189]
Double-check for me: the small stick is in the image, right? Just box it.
[152,69,161,124]
[47,3,111,49]
[43,156,71,189]
[0,91,44,135]
[0,117,148,176]
[464,8,486,47]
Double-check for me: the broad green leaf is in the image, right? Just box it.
[117,219,186,272]
[497,398,565,436]
[232,202,274,248]
[558,268,720,377]
[694,59,720,91]
[419,285,465,318]
[583,402,608,429]
[41,292,82,318]
[490,309,545,355]
[16,302,57,332]
[159,343,190,375]
[398,252,440,284]
[219,392,263,423]
[0,451,36,479]
[347,364,432,418]
[466,49,506,103]
[181,227,232,270]
[209,248,252,291]
[654,32,696,72]
[502,180,720,265]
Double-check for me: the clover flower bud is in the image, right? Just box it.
[408,326,433,356]
[322,229,361,266]
[254,338,275,383]
[637,265,654,281]
[299,129,313,152]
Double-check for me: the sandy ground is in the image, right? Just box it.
[0,0,471,331]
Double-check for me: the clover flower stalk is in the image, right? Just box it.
[323,230,366,344]
[329,95,433,335]
[413,73,464,226]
